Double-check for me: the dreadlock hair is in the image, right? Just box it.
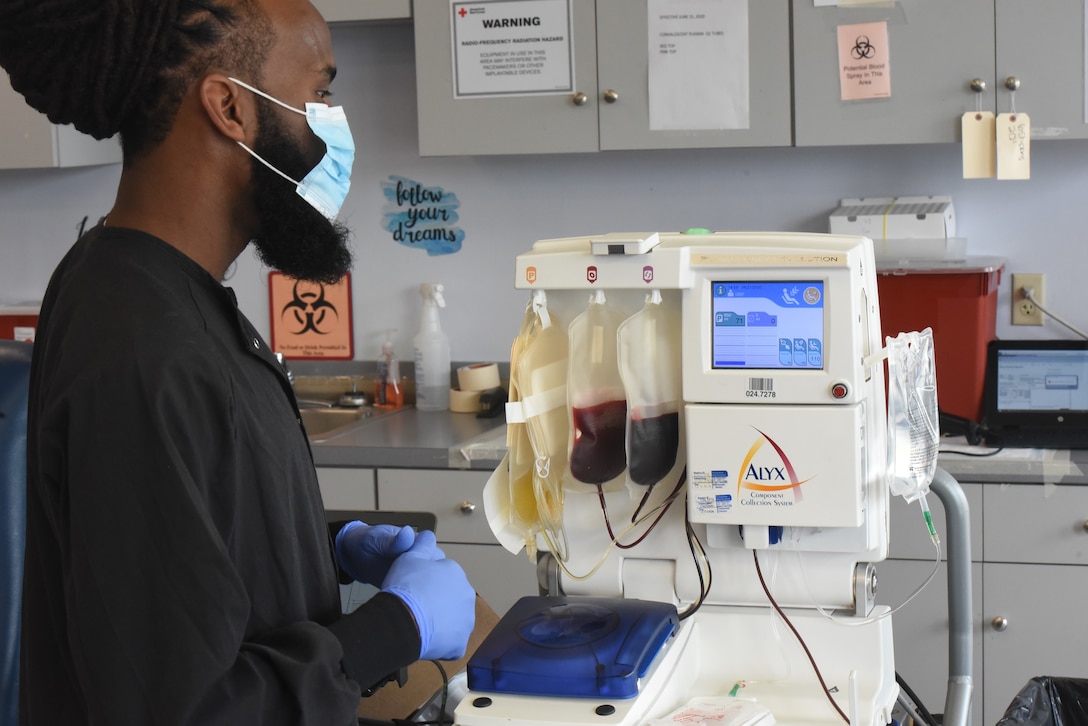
[0,0,274,161]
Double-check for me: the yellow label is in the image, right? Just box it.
[962,111,996,179]
[997,112,1031,180]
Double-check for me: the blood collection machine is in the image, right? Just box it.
[471,231,901,726]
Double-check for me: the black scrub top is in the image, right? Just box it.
[20,226,419,725]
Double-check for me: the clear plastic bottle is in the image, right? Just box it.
[374,329,403,409]
[413,283,450,411]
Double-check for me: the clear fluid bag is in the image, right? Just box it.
[886,327,940,502]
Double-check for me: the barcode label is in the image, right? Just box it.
[748,377,774,391]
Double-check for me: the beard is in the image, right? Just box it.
[248,104,353,284]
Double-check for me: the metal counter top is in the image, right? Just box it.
[309,407,507,471]
[937,437,1088,485]
[311,414,1088,485]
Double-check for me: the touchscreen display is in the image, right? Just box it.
[711,281,825,369]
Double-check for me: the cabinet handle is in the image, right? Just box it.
[969,78,987,93]
[991,616,1009,632]
[571,92,588,107]
[1004,76,1021,91]
[603,89,619,104]
[459,501,477,515]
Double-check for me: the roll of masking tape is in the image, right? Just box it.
[449,387,483,413]
[457,363,501,392]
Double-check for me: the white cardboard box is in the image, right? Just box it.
[829,195,956,240]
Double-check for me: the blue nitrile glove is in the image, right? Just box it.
[335,521,417,585]
[381,530,477,661]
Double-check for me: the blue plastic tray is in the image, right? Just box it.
[467,596,679,699]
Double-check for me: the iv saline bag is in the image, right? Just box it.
[886,328,939,502]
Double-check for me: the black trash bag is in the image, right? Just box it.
[996,676,1088,726]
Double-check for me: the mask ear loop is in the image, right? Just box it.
[227,77,309,188]
[237,140,302,188]
[228,77,307,117]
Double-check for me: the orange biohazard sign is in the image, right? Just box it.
[269,272,354,360]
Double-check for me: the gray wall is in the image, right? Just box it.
[2,21,1086,364]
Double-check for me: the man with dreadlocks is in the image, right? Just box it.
[1,0,476,723]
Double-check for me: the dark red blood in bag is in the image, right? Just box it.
[628,412,679,486]
[570,400,627,484]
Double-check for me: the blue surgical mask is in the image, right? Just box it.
[229,77,354,220]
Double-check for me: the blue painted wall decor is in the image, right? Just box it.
[380,175,465,255]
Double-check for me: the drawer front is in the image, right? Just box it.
[377,469,493,544]
[316,467,376,511]
[983,484,1088,564]
[889,482,983,561]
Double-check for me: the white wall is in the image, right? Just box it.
[2,21,1087,363]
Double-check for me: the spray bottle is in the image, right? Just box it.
[413,283,450,411]
[374,329,403,409]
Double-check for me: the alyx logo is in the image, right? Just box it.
[738,427,813,501]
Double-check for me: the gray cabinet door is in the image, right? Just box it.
[997,0,1088,140]
[792,0,995,146]
[596,0,791,150]
[313,0,411,22]
[983,483,1088,565]
[878,559,983,726]
[443,542,539,615]
[1,72,121,169]
[888,483,983,562]
[415,0,600,155]
[316,467,377,510]
[983,563,1088,726]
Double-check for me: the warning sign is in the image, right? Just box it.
[451,0,574,98]
[269,272,354,360]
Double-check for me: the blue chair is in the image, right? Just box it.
[0,340,32,726]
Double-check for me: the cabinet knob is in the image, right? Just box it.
[969,78,987,93]
[991,616,1009,632]
[459,501,477,515]
[603,89,619,104]
[1005,76,1021,91]
[571,92,588,107]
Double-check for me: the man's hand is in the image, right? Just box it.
[334,521,417,585]
[381,531,476,661]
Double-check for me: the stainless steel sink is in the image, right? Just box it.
[299,407,374,439]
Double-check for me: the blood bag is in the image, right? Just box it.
[567,290,627,487]
[617,290,681,488]
[504,293,545,557]
[886,327,939,502]
[514,292,571,557]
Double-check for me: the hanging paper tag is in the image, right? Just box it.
[961,112,995,179]
[996,112,1030,180]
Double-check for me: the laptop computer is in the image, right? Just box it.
[982,339,1088,449]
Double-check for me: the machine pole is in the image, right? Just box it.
[929,468,974,726]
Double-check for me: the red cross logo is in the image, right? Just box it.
[458,7,467,17]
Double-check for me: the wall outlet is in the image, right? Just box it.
[1011,273,1045,325]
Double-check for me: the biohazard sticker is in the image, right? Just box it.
[269,272,353,360]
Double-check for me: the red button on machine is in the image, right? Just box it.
[831,383,848,399]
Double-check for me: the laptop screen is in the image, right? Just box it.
[983,339,1088,447]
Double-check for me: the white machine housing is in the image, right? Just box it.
[463,231,897,726]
